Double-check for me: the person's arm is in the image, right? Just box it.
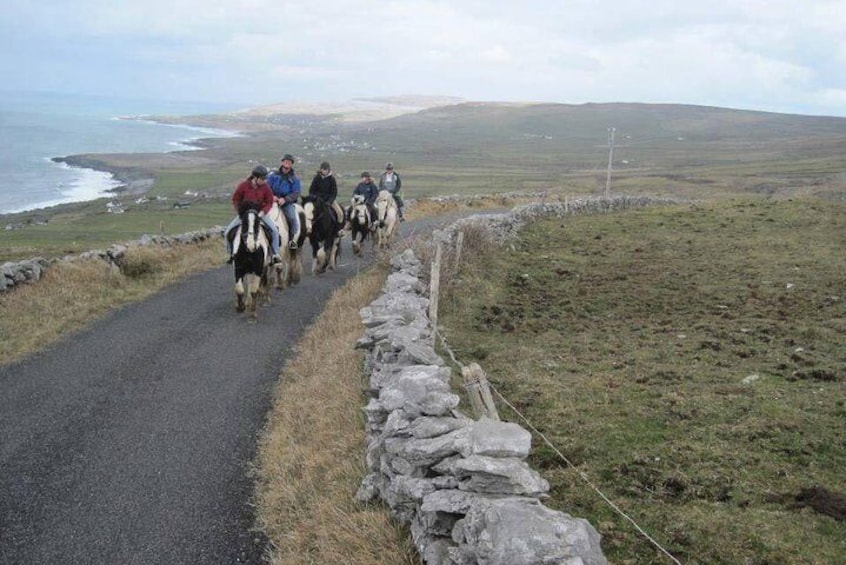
[285,176,301,203]
[232,184,243,211]
[328,176,338,203]
[260,186,274,215]
[394,173,401,191]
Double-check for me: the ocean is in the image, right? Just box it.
[0,91,243,214]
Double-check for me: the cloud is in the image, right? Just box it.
[1,0,844,115]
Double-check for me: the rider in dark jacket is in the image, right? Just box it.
[309,161,345,229]
[308,161,338,204]
[352,171,379,223]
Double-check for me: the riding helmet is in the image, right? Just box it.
[281,154,295,163]
[251,165,269,178]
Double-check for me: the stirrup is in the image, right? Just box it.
[288,240,298,250]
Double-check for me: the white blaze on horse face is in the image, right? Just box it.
[303,201,315,236]
[246,210,257,252]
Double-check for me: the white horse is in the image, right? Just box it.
[374,190,399,249]
[267,201,305,289]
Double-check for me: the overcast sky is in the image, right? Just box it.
[2,0,844,116]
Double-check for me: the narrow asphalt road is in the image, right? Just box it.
[0,239,385,564]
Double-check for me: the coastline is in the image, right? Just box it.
[50,154,155,198]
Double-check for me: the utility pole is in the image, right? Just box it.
[605,127,616,198]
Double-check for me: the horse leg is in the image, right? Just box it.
[235,277,246,312]
[329,236,340,270]
[286,248,301,285]
[247,273,261,319]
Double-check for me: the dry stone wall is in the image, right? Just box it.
[0,227,224,292]
[355,249,607,565]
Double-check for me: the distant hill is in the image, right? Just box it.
[106,99,846,201]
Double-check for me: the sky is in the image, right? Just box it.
[1,0,845,117]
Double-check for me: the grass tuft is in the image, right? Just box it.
[254,267,418,565]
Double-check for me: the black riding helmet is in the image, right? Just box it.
[251,165,269,178]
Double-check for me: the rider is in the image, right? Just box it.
[267,153,302,249]
[378,162,404,221]
[352,171,379,221]
[308,161,346,232]
[225,165,281,264]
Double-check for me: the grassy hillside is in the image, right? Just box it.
[438,197,846,563]
[2,101,845,261]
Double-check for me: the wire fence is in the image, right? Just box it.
[429,229,684,565]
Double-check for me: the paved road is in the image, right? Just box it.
[0,242,384,564]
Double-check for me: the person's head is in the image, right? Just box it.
[319,161,331,176]
[280,154,294,172]
[385,162,394,171]
[251,165,269,182]
[361,171,371,181]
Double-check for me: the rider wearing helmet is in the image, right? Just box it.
[267,153,302,249]
[225,165,281,263]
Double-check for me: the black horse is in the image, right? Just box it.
[227,205,271,317]
[301,195,343,274]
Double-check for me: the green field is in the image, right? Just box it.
[438,198,846,564]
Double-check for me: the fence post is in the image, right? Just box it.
[429,241,442,329]
[454,231,464,271]
[462,363,500,421]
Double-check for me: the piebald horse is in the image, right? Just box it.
[228,206,271,318]
[374,190,399,249]
[267,201,307,289]
[301,195,343,274]
[347,194,373,257]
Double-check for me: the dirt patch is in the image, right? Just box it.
[792,486,846,521]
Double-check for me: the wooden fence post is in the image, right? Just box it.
[462,363,500,421]
[429,241,442,329]
[454,231,464,270]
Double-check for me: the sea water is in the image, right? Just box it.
[0,90,243,214]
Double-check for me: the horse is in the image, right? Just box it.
[267,201,307,289]
[374,190,399,249]
[227,205,271,319]
[347,194,373,257]
[301,195,343,274]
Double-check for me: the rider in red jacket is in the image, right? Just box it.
[225,165,281,262]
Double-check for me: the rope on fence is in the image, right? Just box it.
[433,326,684,565]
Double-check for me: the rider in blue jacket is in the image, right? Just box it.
[352,171,379,222]
[266,153,302,249]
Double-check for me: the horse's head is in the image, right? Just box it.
[375,190,394,224]
[301,197,316,236]
[239,206,262,252]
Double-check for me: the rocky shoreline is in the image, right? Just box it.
[51,154,155,197]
